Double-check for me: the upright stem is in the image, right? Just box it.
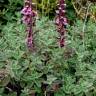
[82,2,91,49]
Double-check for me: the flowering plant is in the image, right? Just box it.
[55,0,68,47]
[21,0,37,50]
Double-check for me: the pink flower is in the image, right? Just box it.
[21,7,28,14]
[22,16,30,24]
[21,7,32,15]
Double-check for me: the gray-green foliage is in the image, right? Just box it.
[59,20,96,96]
[0,14,96,96]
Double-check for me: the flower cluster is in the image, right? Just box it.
[21,0,37,50]
[55,0,68,47]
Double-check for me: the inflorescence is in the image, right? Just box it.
[21,0,36,51]
[55,0,68,47]
[21,0,68,49]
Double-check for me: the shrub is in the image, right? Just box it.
[0,13,96,95]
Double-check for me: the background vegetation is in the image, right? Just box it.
[0,0,96,96]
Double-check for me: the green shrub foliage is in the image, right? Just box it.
[0,14,96,95]
[0,0,96,96]
[0,0,23,24]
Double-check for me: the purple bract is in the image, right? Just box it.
[55,0,68,47]
[21,0,36,50]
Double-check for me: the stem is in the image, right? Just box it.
[42,0,44,17]
[47,0,50,19]
[82,2,91,49]
[44,91,47,96]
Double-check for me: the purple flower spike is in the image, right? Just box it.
[55,0,68,47]
[21,0,37,51]
[27,35,34,49]
[22,16,31,24]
